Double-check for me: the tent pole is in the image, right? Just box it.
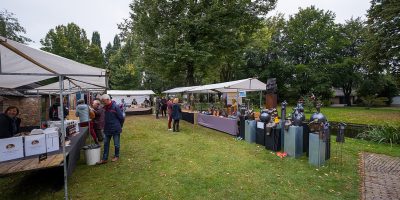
[259,91,262,109]
[59,75,68,200]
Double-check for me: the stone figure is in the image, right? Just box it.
[291,102,305,126]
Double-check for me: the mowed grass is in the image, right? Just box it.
[0,115,399,200]
[289,106,400,126]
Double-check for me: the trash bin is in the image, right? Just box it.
[83,144,101,165]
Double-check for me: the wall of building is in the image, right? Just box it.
[0,96,41,127]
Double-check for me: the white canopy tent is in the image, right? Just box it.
[187,78,266,93]
[0,36,108,200]
[107,90,155,106]
[0,36,107,89]
[162,86,215,94]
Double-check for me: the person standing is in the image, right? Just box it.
[92,100,105,142]
[167,98,173,131]
[76,99,98,144]
[161,97,167,117]
[119,98,127,118]
[171,98,182,132]
[48,97,69,121]
[0,106,21,139]
[97,94,124,164]
[155,97,161,119]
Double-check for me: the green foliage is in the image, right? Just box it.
[271,6,337,100]
[91,31,102,50]
[357,124,400,144]
[360,95,389,108]
[0,10,31,43]
[40,23,105,68]
[121,0,277,90]
[364,0,400,83]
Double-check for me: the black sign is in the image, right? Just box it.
[39,153,48,162]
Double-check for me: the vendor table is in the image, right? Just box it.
[0,127,88,177]
[197,113,238,136]
[181,111,198,124]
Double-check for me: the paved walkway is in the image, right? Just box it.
[360,152,400,200]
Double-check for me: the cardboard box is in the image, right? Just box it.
[0,137,24,162]
[24,134,46,156]
[44,129,60,153]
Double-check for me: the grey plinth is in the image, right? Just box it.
[245,120,257,143]
[284,126,303,158]
[309,133,326,167]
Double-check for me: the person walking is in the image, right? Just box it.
[161,96,167,117]
[92,100,105,142]
[76,99,98,144]
[155,97,161,119]
[119,98,127,118]
[97,94,124,164]
[171,98,182,132]
[167,98,173,131]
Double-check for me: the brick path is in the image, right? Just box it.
[360,153,400,200]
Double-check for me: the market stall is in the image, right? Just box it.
[0,36,107,199]
[187,78,266,135]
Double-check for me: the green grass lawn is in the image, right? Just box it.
[287,106,400,126]
[1,115,399,200]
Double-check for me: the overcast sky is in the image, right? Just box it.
[2,0,371,50]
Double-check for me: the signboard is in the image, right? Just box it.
[239,91,246,97]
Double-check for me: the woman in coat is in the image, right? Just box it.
[0,106,21,139]
[171,98,182,132]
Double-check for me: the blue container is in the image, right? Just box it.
[245,120,256,143]
[309,133,326,167]
[284,126,303,158]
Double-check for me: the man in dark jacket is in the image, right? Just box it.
[48,98,69,121]
[0,106,21,139]
[97,94,124,164]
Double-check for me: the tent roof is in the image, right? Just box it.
[0,36,107,89]
[25,79,106,95]
[162,86,199,94]
[107,90,155,95]
[187,78,266,93]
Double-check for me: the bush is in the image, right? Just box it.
[357,124,400,145]
[360,95,389,108]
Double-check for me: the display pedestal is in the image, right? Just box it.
[265,94,277,109]
[309,133,326,167]
[265,127,281,152]
[239,116,246,139]
[245,120,256,143]
[256,122,265,146]
[284,126,303,158]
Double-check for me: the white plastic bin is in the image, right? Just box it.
[83,145,101,165]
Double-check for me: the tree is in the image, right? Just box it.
[40,23,105,67]
[331,18,365,106]
[364,0,400,86]
[121,0,277,89]
[279,6,338,100]
[91,31,102,51]
[40,23,90,63]
[0,10,31,43]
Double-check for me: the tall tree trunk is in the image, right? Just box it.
[186,60,195,86]
[343,84,352,106]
